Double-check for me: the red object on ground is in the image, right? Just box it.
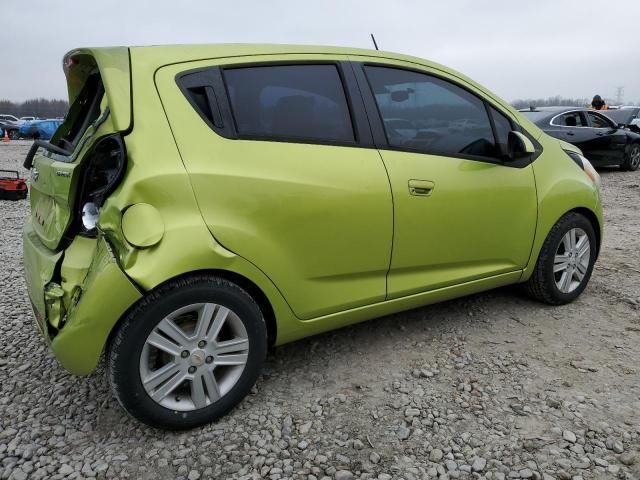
[0,170,28,200]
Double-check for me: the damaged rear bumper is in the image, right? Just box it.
[23,222,141,375]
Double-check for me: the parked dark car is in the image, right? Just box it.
[520,106,640,170]
[602,107,640,134]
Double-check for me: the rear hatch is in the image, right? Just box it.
[26,48,131,251]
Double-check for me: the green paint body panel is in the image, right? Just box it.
[60,236,97,311]
[121,203,164,247]
[155,54,393,318]
[23,223,62,316]
[51,236,141,375]
[21,44,603,376]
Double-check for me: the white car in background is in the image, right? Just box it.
[0,114,19,126]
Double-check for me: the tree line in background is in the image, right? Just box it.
[0,98,69,119]
[511,96,638,110]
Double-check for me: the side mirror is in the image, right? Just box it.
[508,131,535,159]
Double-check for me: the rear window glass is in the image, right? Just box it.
[223,65,355,144]
[551,112,586,127]
[51,73,104,149]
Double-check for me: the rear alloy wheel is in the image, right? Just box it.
[108,275,267,430]
[524,212,596,305]
[623,143,640,171]
[139,303,249,412]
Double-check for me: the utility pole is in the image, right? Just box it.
[615,86,624,105]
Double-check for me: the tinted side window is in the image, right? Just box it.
[364,66,498,159]
[223,65,355,143]
[51,73,103,148]
[551,112,586,127]
[489,106,513,153]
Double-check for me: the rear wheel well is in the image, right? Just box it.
[206,270,277,348]
[108,270,278,350]
[570,207,601,256]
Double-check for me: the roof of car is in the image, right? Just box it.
[127,43,420,59]
[519,106,587,113]
[75,43,444,69]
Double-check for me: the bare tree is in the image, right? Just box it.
[511,96,590,110]
[0,98,69,118]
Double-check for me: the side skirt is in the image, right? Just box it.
[275,270,522,345]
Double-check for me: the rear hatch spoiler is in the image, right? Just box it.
[24,47,131,167]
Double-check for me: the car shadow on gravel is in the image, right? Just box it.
[91,286,523,434]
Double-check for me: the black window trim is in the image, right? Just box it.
[175,60,375,149]
[352,61,541,167]
[176,67,237,139]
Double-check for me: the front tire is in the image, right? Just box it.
[524,212,597,305]
[623,143,640,171]
[108,275,267,430]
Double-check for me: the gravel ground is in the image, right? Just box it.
[1,139,639,480]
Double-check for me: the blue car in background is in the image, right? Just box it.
[19,118,63,140]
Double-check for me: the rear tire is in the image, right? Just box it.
[524,212,597,305]
[623,143,640,171]
[108,275,267,430]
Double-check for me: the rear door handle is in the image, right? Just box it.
[566,131,575,136]
[408,179,435,196]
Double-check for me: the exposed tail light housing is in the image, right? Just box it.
[76,134,127,235]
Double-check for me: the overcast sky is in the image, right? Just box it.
[4,0,640,104]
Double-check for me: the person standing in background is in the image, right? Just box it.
[590,95,608,110]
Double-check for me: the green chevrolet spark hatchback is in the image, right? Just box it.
[22,44,603,429]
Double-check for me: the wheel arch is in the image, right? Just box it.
[522,204,602,282]
[569,206,601,257]
[106,269,278,352]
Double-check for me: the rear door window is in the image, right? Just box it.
[223,65,355,144]
[364,65,499,159]
[551,112,587,127]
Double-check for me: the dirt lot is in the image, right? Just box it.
[0,140,639,480]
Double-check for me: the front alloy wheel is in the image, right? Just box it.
[553,228,590,294]
[108,275,267,430]
[525,212,597,305]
